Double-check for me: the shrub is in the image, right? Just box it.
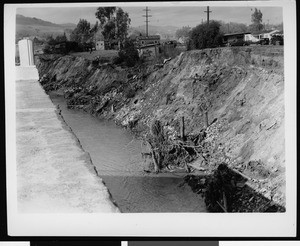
[188,21,223,50]
[117,39,139,67]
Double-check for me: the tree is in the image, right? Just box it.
[55,32,68,43]
[70,19,92,44]
[219,21,249,34]
[188,21,223,50]
[249,8,263,32]
[115,8,131,48]
[90,21,99,34]
[175,26,191,44]
[116,39,139,67]
[95,7,131,49]
[175,26,191,39]
[95,7,116,25]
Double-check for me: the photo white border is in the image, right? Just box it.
[5,1,296,237]
[0,243,30,246]
[220,242,300,246]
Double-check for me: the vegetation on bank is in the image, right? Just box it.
[36,45,285,212]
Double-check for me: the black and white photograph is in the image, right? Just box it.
[4,0,296,237]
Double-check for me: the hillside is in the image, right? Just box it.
[36,46,285,212]
[16,14,61,27]
[16,14,76,40]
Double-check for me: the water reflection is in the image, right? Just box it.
[50,94,206,212]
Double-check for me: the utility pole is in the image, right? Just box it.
[204,6,212,25]
[143,6,152,37]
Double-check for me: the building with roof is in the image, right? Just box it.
[136,35,160,48]
[222,32,251,44]
[96,41,105,50]
[258,29,282,40]
[137,43,159,60]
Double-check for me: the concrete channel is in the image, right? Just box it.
[16,79,119,213]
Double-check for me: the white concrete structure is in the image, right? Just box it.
[16,38,39,81]
[18,38,34,66]
[16,79,120,213]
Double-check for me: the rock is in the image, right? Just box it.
[188,156,205,170]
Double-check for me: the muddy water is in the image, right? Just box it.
[50,94,206,212]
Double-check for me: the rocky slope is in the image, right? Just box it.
[36,46,285,211]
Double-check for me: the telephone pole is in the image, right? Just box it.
[204,6,212,25]
[143,6,152,37]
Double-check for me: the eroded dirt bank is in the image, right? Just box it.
[36,46,285,212]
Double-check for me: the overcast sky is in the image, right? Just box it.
[16,4,283,28]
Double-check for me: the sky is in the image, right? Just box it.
[16,3,283,28]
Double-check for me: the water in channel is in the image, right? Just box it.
[50,93,206,212]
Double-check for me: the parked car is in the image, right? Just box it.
[270,35,284,45]
[259,38,270,45]
[229,40,250,47]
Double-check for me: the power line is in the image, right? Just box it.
[142,6,152,36]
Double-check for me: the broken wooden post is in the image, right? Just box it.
[180,116,185,141]
[204,110,209,128]
[146,140,160,173]
[223,191,228,212]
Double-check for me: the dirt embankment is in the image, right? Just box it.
[36,46,285,211]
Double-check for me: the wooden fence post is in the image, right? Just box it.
[180,116,185,141]
[204,111,209,128]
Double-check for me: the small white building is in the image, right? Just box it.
[259,30,280,40]
[96,40,105,50]
[244,34,260,42]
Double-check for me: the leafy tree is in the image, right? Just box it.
[188,21,223,50]
[70,19,92,44]
[249,8,263,32]
[175,26,191,39]
[116,8,131,47]
[128,29,146,40]
[95,7,131,48]
[90,21,99,34]
[95,7,116,25]
[116,39,139,67]
[55,32,68,43]
[46,35,56,45]
[219,21,249,34]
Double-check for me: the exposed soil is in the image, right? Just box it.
[36,46,285,212]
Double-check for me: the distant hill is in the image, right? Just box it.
[59,23,77,29]
[16,14,76,41]
[129,25,179,39]
[16,14,179,42]
[16,14,61,27]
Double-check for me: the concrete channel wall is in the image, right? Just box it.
[16,79,119,213]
